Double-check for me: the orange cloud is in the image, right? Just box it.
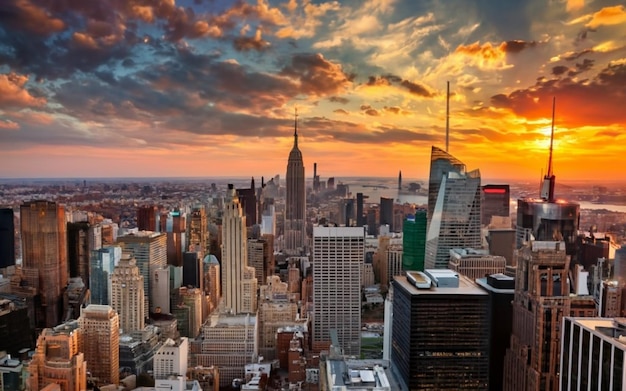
[7,0,65,35]
[585,5,626,29]
[0,73,46,108]
[454,41,513,69]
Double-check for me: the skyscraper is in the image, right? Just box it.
[111,254,145,333]
[391,272,489,390]
[137,205,159,232]
[379,197,394,232]
[515,100,580,255]
[284,113,306,255]
[481,184,510,226]
[116,231,166,315]
[20,200,68,328]
[425,147,481,269]
[188,205,209,256]
[89,245,122,305]
[312,226,364,356]
[221,184,258,315]
[160,210,186,267]
[402,210,426,271]
[503,241,596,391]
[27,320,87,391]
[560,317,626,390]
[78,305,119,386]
[67,222,90,287]
[0,208,15,269]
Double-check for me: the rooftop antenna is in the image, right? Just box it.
[446,81,450,152]
[293,106,298,148]
[540,97,556,202]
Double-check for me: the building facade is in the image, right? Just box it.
[0,208,15,269]
[110,254,145,333]
[391,272,489,390]
[312,226,364,356]
[154,337,189,380]
[560,317,626,390]
[78,305,119,386]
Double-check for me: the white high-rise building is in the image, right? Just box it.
[154,337,189,380]
[312,226,364,356]
[111,254,145,333]
[221,184,258,315]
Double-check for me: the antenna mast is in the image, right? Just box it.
[547,97,555,177]
[540,97,556,202]
[446,81,450,152]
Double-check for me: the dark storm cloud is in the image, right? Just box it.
[280,53,353,96]
[502,40,538,53]
[366,74,434,98]
[329,96,349,104]
[490,62,626,127]
[552,65,570,76]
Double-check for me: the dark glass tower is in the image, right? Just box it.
[0,208,15,268]
[284,112,306,254]
[402,209,427,271]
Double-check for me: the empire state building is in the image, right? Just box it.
[284,113,306,255]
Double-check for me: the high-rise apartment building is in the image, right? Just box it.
[560,317,626,390]
[247,237,273,286]
[257,276,300,360]
[188,206,209,256]
[78,305,119,386]
[402,209,427,271]
[0,208,15,269]
[111,254,145,333]
[312,226,364,356]
[425,147,481,269]
[503,241,597,391]
[20,200,68,328]
[481,184,510,226]
[221,185,258,315]
[116,231,166,315]
[391,271,489,390]
[137,205,159,232]
[27,321,87,391]
[284,115,306,255]
[154,337,189,380]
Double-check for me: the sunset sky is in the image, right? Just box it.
[1,0,625,181]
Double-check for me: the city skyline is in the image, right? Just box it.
[1,0,625,180]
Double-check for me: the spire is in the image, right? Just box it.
[540,97,556,202]
[446,81,450,153]
[293,107,298,148]
[251,176,255,190]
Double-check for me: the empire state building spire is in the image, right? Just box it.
[285,108,306,255]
